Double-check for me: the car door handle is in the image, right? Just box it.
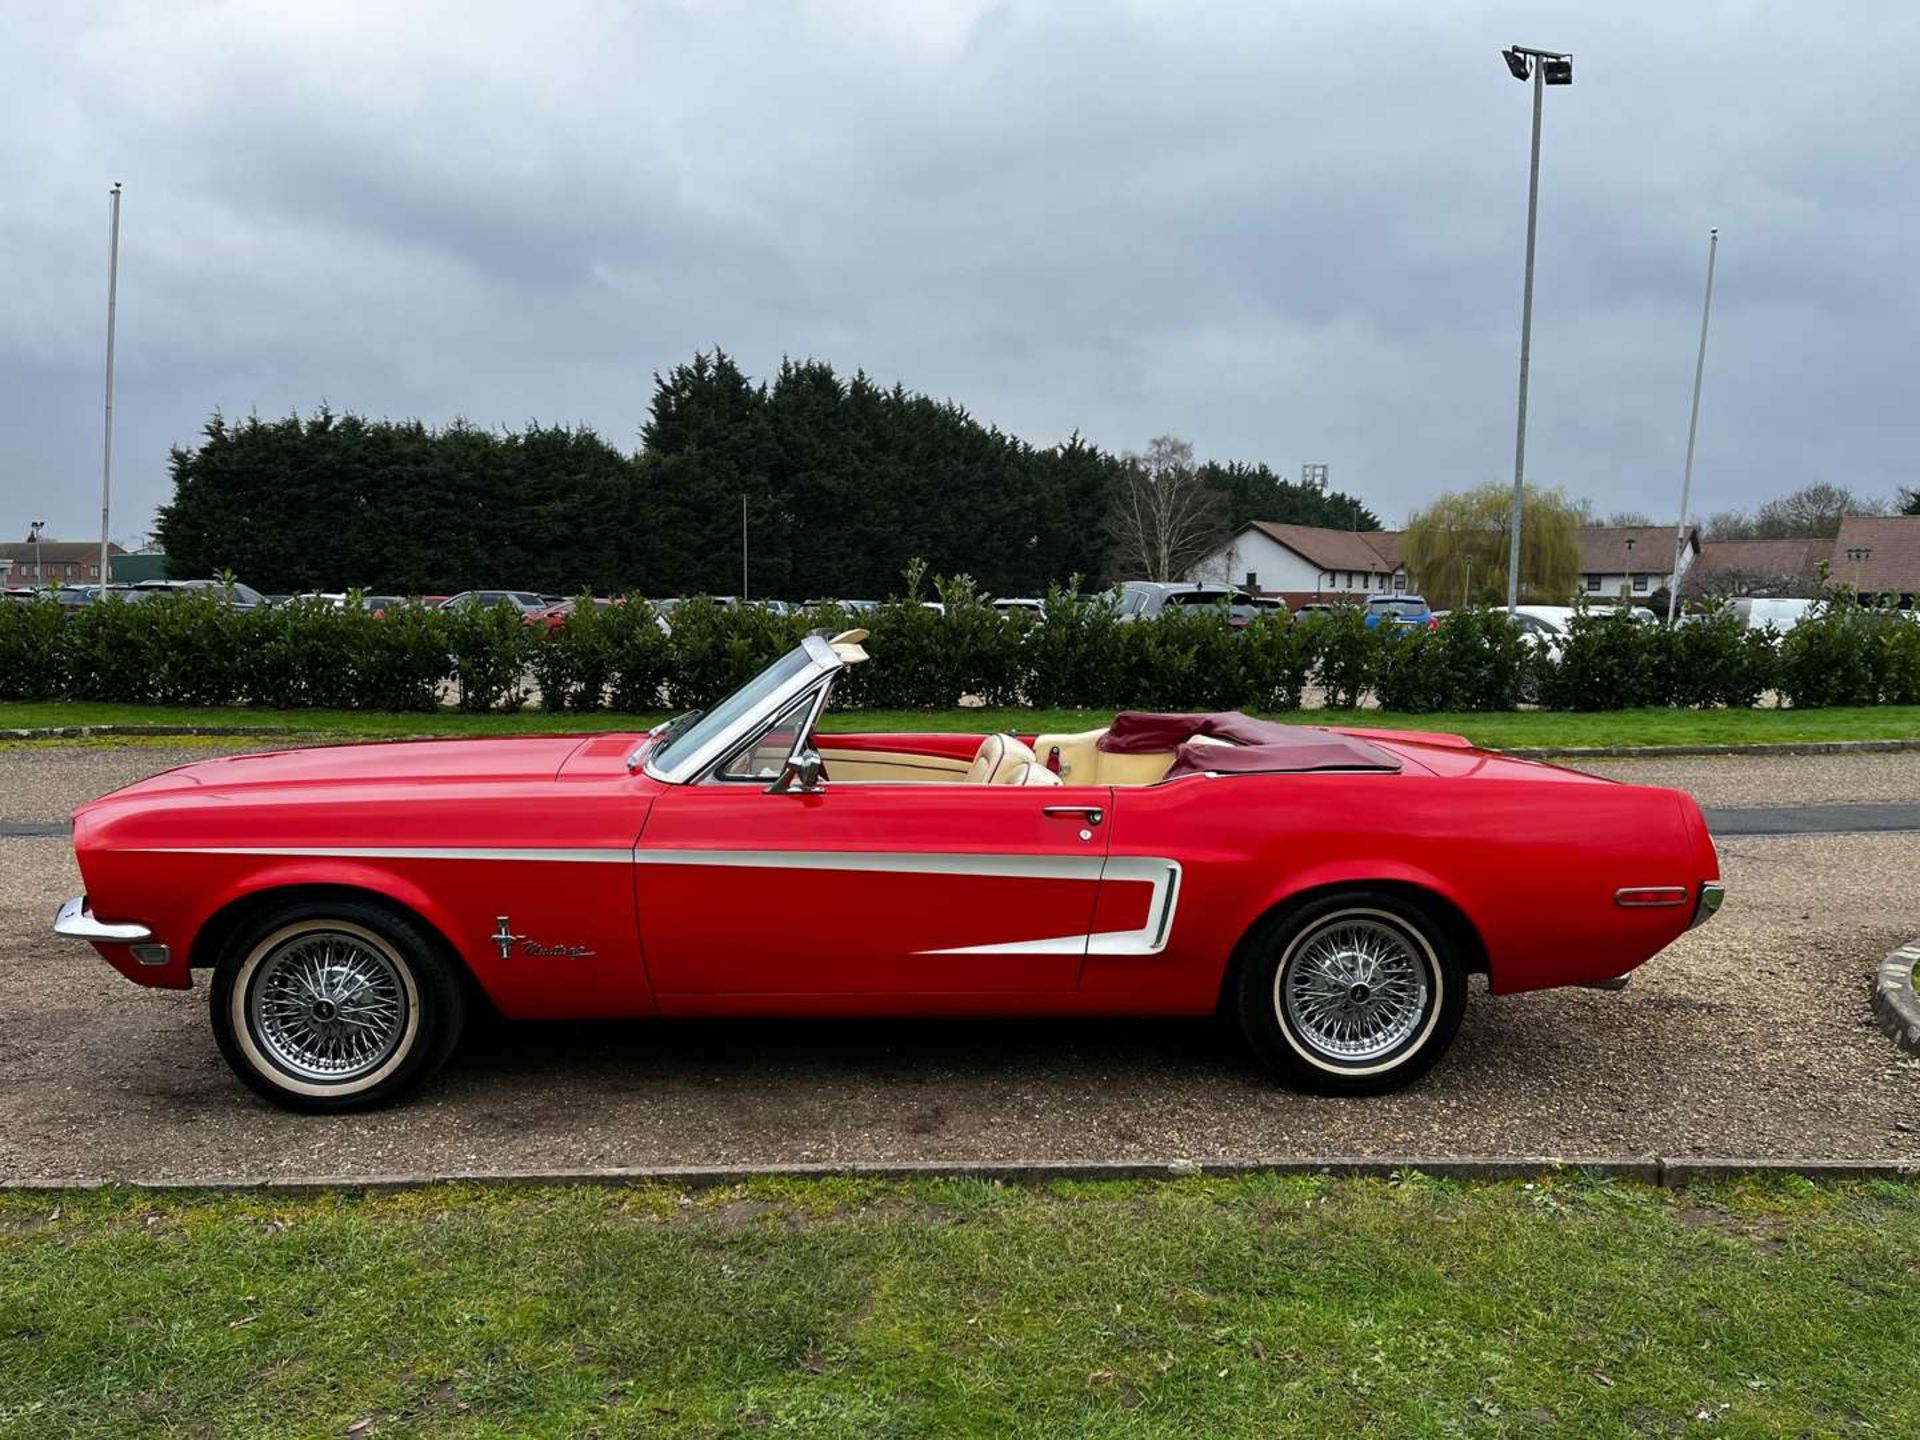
[1042,805,1104,825]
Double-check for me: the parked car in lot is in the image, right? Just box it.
[1115,581,1267,626]
[1503,604,1578,659]
[3,585,100,608]
[801,599,879,614]
[438,590,548,614]
[1731,597,1816,633]
[1363,594,1437,631]
[57,628,1723,1111]
[532,596,622,630]
[122,579,270,609]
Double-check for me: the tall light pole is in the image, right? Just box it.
[27,520,45,587]
[1668,228,1720,623]
[100,182,123,595]
[1500,45,1573,615]
[1623,533,1636,605]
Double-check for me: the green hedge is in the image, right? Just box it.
[4,585,1918,716]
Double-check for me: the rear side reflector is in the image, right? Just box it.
[1615,886,1688,908]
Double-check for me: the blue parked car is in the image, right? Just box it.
[1363,594,1437,631]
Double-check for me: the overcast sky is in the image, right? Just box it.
[3,0,1916,546]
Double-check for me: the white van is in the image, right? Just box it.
[1730,597,1816,632]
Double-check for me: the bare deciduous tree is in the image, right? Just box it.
[1705,483,1891,541]
[1107,436,1227,581]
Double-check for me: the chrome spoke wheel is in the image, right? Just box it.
[247,929,410,1085]
[1279,914,1432,1066]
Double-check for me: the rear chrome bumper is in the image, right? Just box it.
[53,895,153,943]
[1689,881,1726,930]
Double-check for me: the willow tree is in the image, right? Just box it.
[1402,482,1582,607]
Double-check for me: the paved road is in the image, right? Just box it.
[4,743,1918,1184]
[1703,803,1920,836]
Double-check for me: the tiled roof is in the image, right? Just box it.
[1694,538,1831,579]
[1830,515,1920,593]
[1577,525,1697,574]
[1243,522,1404,574]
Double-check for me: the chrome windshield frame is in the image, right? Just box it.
[642,634,846,785]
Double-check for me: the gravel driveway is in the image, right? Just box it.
[3,743,1917,1184]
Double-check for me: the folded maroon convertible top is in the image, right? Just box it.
[1100,711,1402,777]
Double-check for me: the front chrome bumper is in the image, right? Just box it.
[53,894,153,943]
[1689,881,1726,930]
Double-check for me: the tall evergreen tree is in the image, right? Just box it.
[157,349,1380,597]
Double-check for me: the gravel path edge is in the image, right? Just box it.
[1872,938,1920,1056]
[7,1155,1919,1194]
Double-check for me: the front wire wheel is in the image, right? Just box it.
[211,900,466,1113]
[1235,893,1467,1095]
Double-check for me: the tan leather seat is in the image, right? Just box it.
[964,733,1040,784]
[1028,728,1106,782]
[1028,727,1177,785]
[1002,761,1063,787]
[1028,727,1233,785]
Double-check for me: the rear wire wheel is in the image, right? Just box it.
[1234,891,1467,1095]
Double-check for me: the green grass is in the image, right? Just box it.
[2,1175,1916,1437]
[4,699,1920,750]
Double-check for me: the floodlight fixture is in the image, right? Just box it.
[1502,47,1530,80]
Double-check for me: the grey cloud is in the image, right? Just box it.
[2,0,1916,553]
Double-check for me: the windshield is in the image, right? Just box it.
[650,646,819,771]
[1367,599,1427,617]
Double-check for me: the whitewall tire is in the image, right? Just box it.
[210,898,465,1113]
[1234,891,1467,1096]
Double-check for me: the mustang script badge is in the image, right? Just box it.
[492,916,594,960]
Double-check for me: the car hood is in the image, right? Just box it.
[78,734,609,813]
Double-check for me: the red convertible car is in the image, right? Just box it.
[57,630,1722,1112]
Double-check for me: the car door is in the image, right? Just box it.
[634,777,1114,996]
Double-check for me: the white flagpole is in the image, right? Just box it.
[99,182,123,593]
[1668,227,1718,622]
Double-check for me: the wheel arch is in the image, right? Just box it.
[188,879,501,1019]
[1218,877,1490,1010]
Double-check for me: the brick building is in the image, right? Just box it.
[0,540,126,586]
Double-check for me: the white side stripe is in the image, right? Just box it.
[132,845,1110,880]
[128,845,1183,955]
[918,857,1183,957]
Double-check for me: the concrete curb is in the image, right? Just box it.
[1872,938,1920,1057]
[5,1154,1917,1194]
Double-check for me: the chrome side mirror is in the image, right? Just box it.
[767,747,825,795]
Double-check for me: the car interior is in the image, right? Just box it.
[812,727,1234,787]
